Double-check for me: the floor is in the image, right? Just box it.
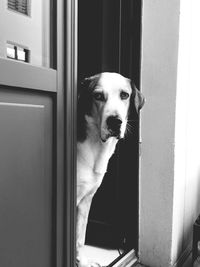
[83,245,122,266]
[182,253,192,267]
[84,246,193,267]
[133,253,193,267]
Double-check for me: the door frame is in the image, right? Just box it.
[56,0,78,266]
[63,0,77,267]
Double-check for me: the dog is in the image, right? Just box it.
[76,72,145,267]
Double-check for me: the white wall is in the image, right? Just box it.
[139,1,180,266]
[140,0,200,266]
[172,0,200,264]
[0,0,50,67]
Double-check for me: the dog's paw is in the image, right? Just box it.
[76,247,103,267]
[88,261,101,267]
[76,258,102,267]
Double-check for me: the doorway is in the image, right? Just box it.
[78,0,142,265]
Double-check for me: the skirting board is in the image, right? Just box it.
[108,249,138,267]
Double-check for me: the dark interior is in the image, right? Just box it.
[78,0,142,253]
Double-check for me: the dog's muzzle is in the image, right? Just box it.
[106,115,122,139]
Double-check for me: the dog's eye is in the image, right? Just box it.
[120,91,129,100]
[93,92,105,101]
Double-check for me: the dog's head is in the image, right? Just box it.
[78,72,145,142]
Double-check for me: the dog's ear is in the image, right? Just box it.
[130,81,145,113]
[78,74,101,114]
[79,74,101,95]
[77,74,101,142]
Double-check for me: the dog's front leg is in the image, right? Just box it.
[76,193,94,267]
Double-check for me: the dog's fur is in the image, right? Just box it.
[76,72,145,267]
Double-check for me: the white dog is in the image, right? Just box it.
[76,72,145,267]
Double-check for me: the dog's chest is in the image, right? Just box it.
[77,138,117,185]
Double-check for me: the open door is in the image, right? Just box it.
[78,0,142,265]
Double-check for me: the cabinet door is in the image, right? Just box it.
[0,91,54,267]
[0,1,70,266]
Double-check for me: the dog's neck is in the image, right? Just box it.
[77,116,118,175]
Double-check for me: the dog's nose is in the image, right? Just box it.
[106,116,122,133]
